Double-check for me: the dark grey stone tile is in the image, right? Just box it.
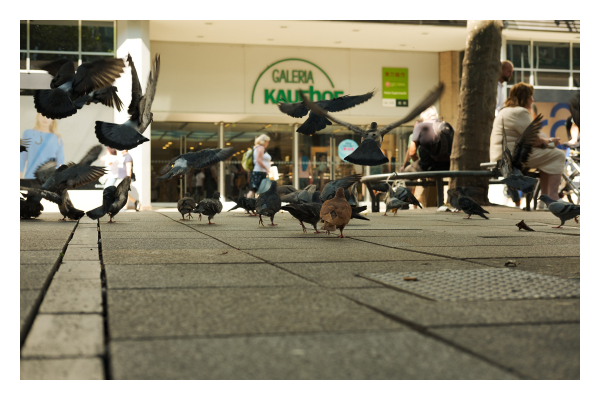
[20,250,61,265]
[101,238,230,250]
[407,245,579,259]
[338,288,580,327]
[19,239,69,251]
[467,257,580,279]
[109,331,516,379]
[20,290,41,333]
[102,248,260,264]
[106,264,314,289]
[107,287,401,339]
[244,248,446,263]
[20,264,54,290]
[430,324,580,379]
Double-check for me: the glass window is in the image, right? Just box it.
[506,41,531,68]
[508,70,531,85]
[20,52,26,70]
[573,43,580,70]
[573,73,580,88]
[30,20,78,52]
[533,42,570,70]
[20,21,27,50]
[82,21,114,53]
[81,54,114,64]
[535,71,570,87]
[29,53,78,71]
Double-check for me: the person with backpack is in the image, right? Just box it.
[401,106,454,207]
[246,134,272,198]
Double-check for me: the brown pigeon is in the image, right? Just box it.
[320,187,352,238]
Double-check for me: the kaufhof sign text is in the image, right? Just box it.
[251,58,344,104]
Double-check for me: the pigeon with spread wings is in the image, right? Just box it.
[157,147,235,181]
[300,84,444,166]
[497,114,543,193]
[33,57,125,119]
[95,54,160,150]
[279,91,375,135]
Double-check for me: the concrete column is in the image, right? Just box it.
[439,51,461,129]
[115,20,151,210]
[219,122,225,202]
[293,124,299,189]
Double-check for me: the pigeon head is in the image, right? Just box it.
[369,122,378,130]
[457,187,466,196]
[212,191,221,199]
[335,187,345,198]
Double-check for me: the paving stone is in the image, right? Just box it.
[20,357,104,380]
[109,331,516,379]
[108,287,402,339]
[20,250,62,265]
[467,257,580,279]
[407,244,579,259]
[20,290,41,333]
[430,324,580,379]
[101,238,229,250]
[218,237,392,250]
[55,261,101,281]
[62,246,99,261]
[106,263,314,289]
[69,228,99,245]
[20,264,55,290]
[276,260,488,288]
[102,248,261,264]
[338,288,580,327]
[21,314,104,358]
[40,280,102,313]
[244,248,447,263]
[98,222,196,232]
[99,231,210,239]
[19,239,69,251]
[206,229,422,238]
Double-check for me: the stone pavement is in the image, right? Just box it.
[20,206,580,379]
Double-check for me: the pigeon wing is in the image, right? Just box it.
[126,53,143,121]
[278,101,309,118]
[137,54,161,133]
[326,90,375,112]
[34,158,57,185]
[71,57,126,98]
[188,147,236,170]
[78,145,104,166]
[299,90,366,137]
[40,59,76,88]
[62,165,107,189]
[513,113,543,170]
[378,83,445,137]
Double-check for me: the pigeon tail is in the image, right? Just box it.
[344,140,389,166]
[95,121,149,151]
[34,89,77,120]
[86,205,107,220]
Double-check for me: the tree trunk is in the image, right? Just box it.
[449,20,503,205]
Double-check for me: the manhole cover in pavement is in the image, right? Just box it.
[360,268,580,301]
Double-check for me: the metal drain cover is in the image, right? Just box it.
[360,268,580,301]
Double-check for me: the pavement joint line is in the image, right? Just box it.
[107,285,319,291]
[97,219,112,380]
[20,354,104,361]
[424,320,580,329]
[338,293,528,380]
[108,327,408,343]
[20,221,77,348]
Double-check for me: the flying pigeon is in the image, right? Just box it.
[497,114,543,193]
[300,84,444,166]
[320,187,352,238]
[54,185,85,221]
[157,147,235,181]
[86,177,131,223]
[278,91,375,135]
[95,54,160,150]
[39,162,106,192]
[538,195,580,228]
[177,192,197,220]
[192,192,223,224]
[33,57,126,119]
[256,180,282,226]
[281,202,323,233]
[19,186,61,219]
[456,187,489,219]
[320,174,362,202]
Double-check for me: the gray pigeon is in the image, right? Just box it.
[538,195,580,228]
[19,187,61,219]
[192,192,223,224]
[34,145,104,188]
[157,147,235,181]
[383,183,421,215]
[320,174,362,202]
[57,187,85,221]
[40,162,106,192]
[279,90,375,135]
[95,54,160,150]
[384,185,409,216]
[280,184,317,205]
[86,177,131,223]
[277,185,298,197]
[177,192,197,220]
[227,192,257,216]
[301,84,444,166]
[457,187,489,219]
[256,180,282,226]
[281,202,323,233]
[34,57,126,119]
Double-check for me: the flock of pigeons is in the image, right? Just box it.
[20,54,579,231]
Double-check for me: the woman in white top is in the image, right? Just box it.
[247,134,271,198]
[101,147,120,188]
[490,82,565,201]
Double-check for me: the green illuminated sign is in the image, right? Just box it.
[251,58,342,104]
[382,68,408,107]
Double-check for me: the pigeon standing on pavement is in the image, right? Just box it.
[278,91,375,135]
[227,192,257,215]
[86,177,131,223]
[388,183,422,210]
[177,192,197,220]
[300,84,444,166]
[95,54,160,150]
[456,187,489,219]
[320,187,352,238]
[383,185,410,216]
[33,57,126,120]
[57,187,85,221]
[281,202,323,233]
[256,180,282,226]
[320,174,362,201]
[192,192,223,224]
[157,147,235,181]
[538,195,580,228]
